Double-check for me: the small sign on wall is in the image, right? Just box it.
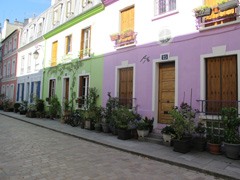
[160,53,170,61]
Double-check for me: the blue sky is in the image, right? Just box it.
[0,0,51,29]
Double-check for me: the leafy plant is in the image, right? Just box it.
[49,95,61,117]
[137,122,149,130]
[161,125,175,135]
[36,99,44,112]
[193,5,210,13]
[19,101,28,111]
[217,0,229,5]
[123,28,134,35]
[104,92,119,124]
[169,102,197,140]
[113,106,135,130]
[194,121,206,138]
[221,107,240,144]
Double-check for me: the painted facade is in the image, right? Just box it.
[42,0,105,110]
[101,0,240,131]
[0,29,21,103]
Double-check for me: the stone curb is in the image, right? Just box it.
[1,112,237,180]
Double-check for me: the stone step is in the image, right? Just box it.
[138,133,164,145]
[149,133,163,139]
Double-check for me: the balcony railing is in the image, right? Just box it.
[110,32,138,48]
[197,99,240,115]
[116,97,136,109]
[195,5,239,29]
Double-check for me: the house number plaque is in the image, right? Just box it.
[161,54,169,60]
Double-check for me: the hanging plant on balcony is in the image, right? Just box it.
[217,0,239,11]
[193,5,212,18]
[110,33,120,41]
[123,28,134,37]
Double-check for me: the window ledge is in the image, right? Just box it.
[199,19,240,31]
[79,56,91,61]
[116,43,136,50]
[152,10,179,21]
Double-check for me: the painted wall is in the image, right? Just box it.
[42,54,104,109]
[102,24,240,127]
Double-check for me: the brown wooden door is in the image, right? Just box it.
[119,68,133,108]
[206,55,237,113]
[158,63,175,124]
[121,6,134,44]
[65,78,69,102]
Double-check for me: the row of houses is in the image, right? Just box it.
[0,0,239,130]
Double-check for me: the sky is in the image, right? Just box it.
[0,0,51,29]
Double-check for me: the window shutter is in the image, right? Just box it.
[65,36,68,54]
[80,29,84,59]
[30,82,34,103]
[49,80,52,98]
[22,84,24,101]
[70,34,72,52]
[89,26,91,56]
[37,81,41,98]
[79,76,83,97]
[57,8,61,22]
[17,84,20,101]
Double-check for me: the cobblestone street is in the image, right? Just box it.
[0,115,224,180]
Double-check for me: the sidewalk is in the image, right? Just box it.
[0,111,239,180]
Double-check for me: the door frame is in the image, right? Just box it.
[62,76,70,104]
[152,53,178,128]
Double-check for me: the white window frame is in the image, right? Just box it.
[21,56,25,74]
[9,40,12,53]
[1,85,6,95]
[7,61,11,78]
[83,27,91,58]
[13,36,17,50]
[4,44,8,55]
[12,58,16,76]
[49,79,56,98]
[27,53,32,73]
[78,72,90,109]
[6,85,9,99]
[3,63,6,78]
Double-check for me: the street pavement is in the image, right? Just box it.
[0,112,239,180]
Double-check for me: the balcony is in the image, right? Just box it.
[197,99,240,116]
[195,1,239,30]
[110,31,138,48]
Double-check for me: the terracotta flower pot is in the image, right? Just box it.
[208,142,221,155]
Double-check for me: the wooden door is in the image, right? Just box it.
[158,63,175,124]
[206,55,237,113]
[119,68,133,108]
[51,41,58,66]
[65,78,69,102]
[121,6,134,43]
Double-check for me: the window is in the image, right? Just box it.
[4,44,8,55]
[3,63,6,78]
[17,83,24,101]
[13,37,17,50]
[119,68,133,109]
[9,84,14,100]
[65,34,72,54]
[80,27,91,59]
[121,7,135,45]
[35,58,39,71]
[12,59,16,76]
[27,53,32,72]
[155,0,176,16]
[38,22,43,35]
[29,26,35,41]
[66,0,74,17]
[206,55,237,114]
[6,85,9,98]
[51,41,58,66]
[49,79,56,98]
[9,40,12,52]
[204,0,236,27]
[1,85,5,96]
[31,81,41,100]
[21,56,25,74]
[7,61,11,78]
[78,75,89,108]
[53,6,61,25]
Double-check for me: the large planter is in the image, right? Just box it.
[224,142,240,159]
[172,139,191,153]
[193,138,207,151]
[101,123,110,133]
[85,118,94,130]
[195,8,212,17]
[163,134,172,143]
[219,0,238,11]
[29,111,36,118]
[208,142,221,155]
[110,126,118,135]
[20,110,27,115]
[118,129,131,140]
[94,124,102,132]
[137,129,149,137]
[132,129,138,139]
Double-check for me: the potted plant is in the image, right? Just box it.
[63,99,70,116]
[208,132,222,154]
[217,0,238,11]
[193,121,207,151]
[221,107,240,159]
[137,121,150,138]
[19,101,28,115]
[29,104,37,118]
[169,102,196,153]
[14,103,20,113]
[36,111,41,118]
[36,99,44,113]
[114,106,134,140]
[161,125,175,143]
[93,106,104,132]
[193,5,212,17]
[49,95,61,119]
[110,33,120,41]
[123,28,134,37]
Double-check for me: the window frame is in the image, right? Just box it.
[80,27,91,59]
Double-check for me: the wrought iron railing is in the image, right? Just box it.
[196,99,240,115]
[115,97,136,109]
